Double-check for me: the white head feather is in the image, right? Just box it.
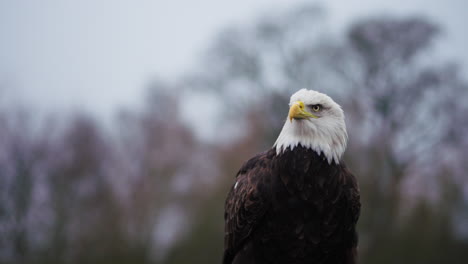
[274,89,348,164]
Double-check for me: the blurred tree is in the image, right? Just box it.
[42,114,130,264]
[341,18,468,262]
[0,110,37,263]
[0,110,60,264]
[114,83,221,262]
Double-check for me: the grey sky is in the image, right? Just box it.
[1,0,467,120]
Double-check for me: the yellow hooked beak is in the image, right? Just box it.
[288,101,318,122]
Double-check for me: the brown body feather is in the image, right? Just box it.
[223,145,360,264]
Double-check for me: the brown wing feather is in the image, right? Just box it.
[223,152,272,264]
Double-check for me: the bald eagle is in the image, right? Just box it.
[223,89,360,264]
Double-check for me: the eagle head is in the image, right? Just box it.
[274,89,348,164]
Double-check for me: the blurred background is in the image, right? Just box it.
[1,1,468,263]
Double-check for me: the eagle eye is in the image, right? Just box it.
[311,104,321,112]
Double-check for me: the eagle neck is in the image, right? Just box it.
[274,119,347,164]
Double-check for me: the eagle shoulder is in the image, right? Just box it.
[223,150,275,264]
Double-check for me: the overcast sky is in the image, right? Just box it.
[1,0,467,120]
